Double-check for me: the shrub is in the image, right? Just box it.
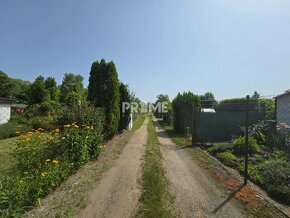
[29,116,56,130]
[259,160,290,204]
[233,136,259,156]
[207,143,233,156]
[216,151,239,167]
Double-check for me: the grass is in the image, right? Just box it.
[132,114,146,131]
[0,137,17,172]
[157,119,188,146]
[136,116,175,218]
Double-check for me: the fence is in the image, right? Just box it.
[172,96,267,185]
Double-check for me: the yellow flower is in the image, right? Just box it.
[15,131,20,135]
[41,172,47,177]
[52,160,59,164]
[90,126,94,130]
[45,159,51,162]
[19,180,24,184]
[55,129,60,133]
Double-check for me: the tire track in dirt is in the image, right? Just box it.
[78,118,148,218]
[154,119,250,218]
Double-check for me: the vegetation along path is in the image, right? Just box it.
[154,119,250,218]
[78,118,148,218]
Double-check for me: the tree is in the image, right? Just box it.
[60,73,85,106]
[45,77,60,102]
[29,76,50,105]
[156,94,169,103]
[118,82,131,131]
[88,59,120,137]
[9,78,30,103]
[200,92,217,108]
[0,71,12,98]
[252,91,260,99]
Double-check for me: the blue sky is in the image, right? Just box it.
[1,0,290,102]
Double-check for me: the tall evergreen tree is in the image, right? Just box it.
[88,59,120,137]
[119,82,131,131]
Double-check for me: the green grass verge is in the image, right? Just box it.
[136,117,175,218]
[157,120,188,146]
[132,115,146,131]
[0,137,17,172]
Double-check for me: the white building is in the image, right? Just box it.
[0,98,16,125]
[275,91,290,126]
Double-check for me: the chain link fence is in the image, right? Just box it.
[0,104,11,125]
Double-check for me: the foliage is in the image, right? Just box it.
[233,136,259,155]
[208,143,233,156]
[252,91,260,99]
[0,107,105,215]
[88,59,120,138]
[172,91,200,133]
[259,160,290,204]
[156,94,169,103]
[0,71,31,102]
[28,76,50,105]
[60,73,86,107]
[29,116,56,130]
[44,77,60,102]
[200,91,218,108]
[216,151,239,167]
[25,101,61,119]
[118,82,131,131]
[0,121,29,140]
[136,117,175,217]
[0,71,12,98]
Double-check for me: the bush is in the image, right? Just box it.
[233,136,259,156]
[208,143,233,156]
[216,151,239,167]
[259,160,290,204]
[29,116,56,130]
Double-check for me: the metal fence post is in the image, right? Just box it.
[244,95,250,184]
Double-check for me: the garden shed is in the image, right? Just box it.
[0,97,17,125]
[275,91,290,126]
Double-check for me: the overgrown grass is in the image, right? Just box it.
[0,137,18,172]
[136,117,175,218]
[0,121,30,140]
[132,114,146,131]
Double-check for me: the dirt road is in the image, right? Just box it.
[78,118,148,218]
[154,120,250,218]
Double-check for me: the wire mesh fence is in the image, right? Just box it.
[0,104,11,125]
[170,95,290,204]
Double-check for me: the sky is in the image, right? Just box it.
[1,0,290,102]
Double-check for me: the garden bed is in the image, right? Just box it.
[201,142,290,206]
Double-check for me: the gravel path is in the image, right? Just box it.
[78,118,148,218]
[154,120,250,218]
